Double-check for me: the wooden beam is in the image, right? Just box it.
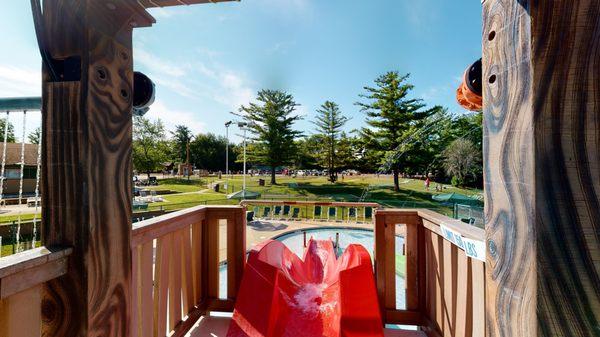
[483,0,600,336]
[139,0,237,9]
[40,2,153,336]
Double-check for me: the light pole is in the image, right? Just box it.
[238,122,248,195]
[225,121,232,177]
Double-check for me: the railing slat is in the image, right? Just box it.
[0,284,42,337]
[131,245,140,337]
[406,221,420,311]
[207,216,220,299]
[471,259,485,336]
[227,209,246,299]
[192,221,204,304]
[455,251,471,337]
[169,231,183,330]
[181,226,194,312]
[154,235,171,337]
[140,241,154,337]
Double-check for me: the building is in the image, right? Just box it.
[0,143,39,197]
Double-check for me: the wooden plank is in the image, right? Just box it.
[384,309,422,326]
[471,260,485,337]
[441,239,456,337]
[169,231,183,330]
[484,0,600,335]
[39,2,154,335]
[140,241,154,337]
[0,284,42,337]
[454,251,471,337]
[227,209,246,299]
[154,235,171,337]
[0,254,68,299]
[207,215,220,299]
[132,207,205,247]
[181,226,195,312]
[139,0,236,8]
[405,221,419,311]
[192,221,204,304]
[131,245,140,337]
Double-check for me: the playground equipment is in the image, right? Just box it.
[456,59,482,111]
[228,238,383,337]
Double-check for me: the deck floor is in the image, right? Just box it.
[185,315,427,337]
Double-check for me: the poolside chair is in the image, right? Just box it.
[364,207,373,220]
[328,207,337,221]
[283,205,291,218]
[291,207,300,220]
[253,206,260,218]
[274,205,282,218]
[314,205,322,220]
[262,207,271,219]
[348,207,357,222]
[246,211,255,222]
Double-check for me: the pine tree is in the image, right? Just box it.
[312,101,349,182]
[171,125,193,163]
[240,90,302,184]
[356,72,443,192]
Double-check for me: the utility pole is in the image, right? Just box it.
[238,122,248,195]
[225,121,232,177]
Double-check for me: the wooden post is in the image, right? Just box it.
[483,1,600,336]
[40,2,153,336]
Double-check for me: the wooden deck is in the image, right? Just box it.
[185,315,428,337]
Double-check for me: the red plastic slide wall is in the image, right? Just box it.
[227,239,384,337]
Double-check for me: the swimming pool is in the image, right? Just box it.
[220,227,406,310]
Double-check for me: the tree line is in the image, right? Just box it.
[133,71,482,189]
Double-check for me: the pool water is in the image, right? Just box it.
[221,227,406,310]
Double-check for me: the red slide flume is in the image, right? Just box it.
[227,238,384,337]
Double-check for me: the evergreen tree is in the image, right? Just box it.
[239,90,302,184]
[28,127,41,144]
[0,118,16,143]
[356,72,443,192]
[312,101,349,182]
[171,125,193,163]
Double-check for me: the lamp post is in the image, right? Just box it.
[238,122,248,195]
[225,121,232,177]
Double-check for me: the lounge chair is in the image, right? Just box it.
[291,207,300,220]
[314,205,322,220]
[364,207,373,220]
[274,205,282,218]
[328,207,337,221]
[283,205,291,218]
[246,211,255,222]
[262,207,271,219]
[348,207,357,222]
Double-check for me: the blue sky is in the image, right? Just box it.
[0,0,481,142]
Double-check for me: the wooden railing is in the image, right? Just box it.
[374,209,486,337]
[130,205,245,337]
[0,246,72,336]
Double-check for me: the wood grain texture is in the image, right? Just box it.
[484,1,600,336]
[39,2,156,336]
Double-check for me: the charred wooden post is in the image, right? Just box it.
[39,2,153,336]
[483,1,600,336]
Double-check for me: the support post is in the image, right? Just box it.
[40,2,153,336]
[483,1,600,336]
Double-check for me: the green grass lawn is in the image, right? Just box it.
[135,175,482,217]
[396,254,406,278]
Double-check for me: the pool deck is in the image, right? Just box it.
[217,218,406,262]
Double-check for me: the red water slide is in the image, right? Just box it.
[227,239,384,337]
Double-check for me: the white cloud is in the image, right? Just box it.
[145,100,206,135]
[135,49,188,77]
[0,65,41,97]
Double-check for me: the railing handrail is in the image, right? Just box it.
[0,246,72,299]
[131,205,244,247]
[376,208,484,241]
[240,199,381,208]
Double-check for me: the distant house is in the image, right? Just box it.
[0,143,39,197]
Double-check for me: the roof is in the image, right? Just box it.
[139,0,237,8]
[0,143,40,166]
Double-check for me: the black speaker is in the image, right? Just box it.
[133,71,155,116]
